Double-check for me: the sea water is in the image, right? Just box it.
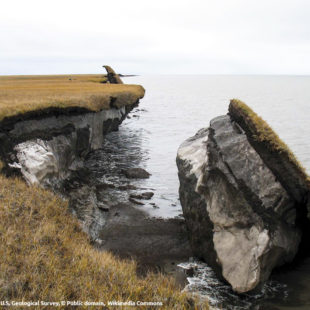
[87,75,310,309]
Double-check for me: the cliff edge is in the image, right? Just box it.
[0,74,144,186]
[177,100,310,293]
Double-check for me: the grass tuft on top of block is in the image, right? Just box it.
[229,99,310,186]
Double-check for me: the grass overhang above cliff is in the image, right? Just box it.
[0,75,145,121]
[229,99,310,187]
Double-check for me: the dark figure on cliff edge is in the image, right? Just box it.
[103,65,123,84]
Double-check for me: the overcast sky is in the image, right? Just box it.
[1,0,309,75]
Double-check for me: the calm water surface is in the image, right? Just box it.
[94,75,310,309]
[120,75,310,218]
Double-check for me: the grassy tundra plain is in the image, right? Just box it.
[0,75,145,120]
[0,75,207,309]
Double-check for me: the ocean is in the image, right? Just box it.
[87,75,310,309]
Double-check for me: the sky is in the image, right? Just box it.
[1,0,309,75]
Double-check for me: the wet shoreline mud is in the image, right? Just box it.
[64,137,192,266]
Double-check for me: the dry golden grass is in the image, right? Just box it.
[0,75,145,121]
[229,99,310,184]
[0,174,207,309]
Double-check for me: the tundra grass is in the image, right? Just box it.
[229,99,310,184]
[0,75,144,121]
[0,174,207,309]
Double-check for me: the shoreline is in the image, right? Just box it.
[0,73,207,309]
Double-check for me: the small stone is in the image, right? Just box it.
[129,198,145,205]
[141,192,154,199]
[96,183,116,190]
[97,203,109,212]
[122,168,151,179]
[129,192,154,200]
[118,184,137,190]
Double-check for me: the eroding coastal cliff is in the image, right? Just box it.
[177,99,310,293]
[0,72,191,266]
[0,74,144,186]
[1,104,137,186]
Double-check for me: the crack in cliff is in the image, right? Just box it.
[207,122,281,232]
